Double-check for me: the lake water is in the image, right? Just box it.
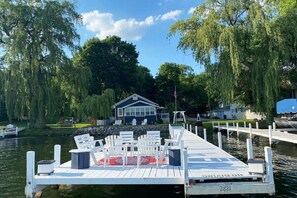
[1,130,297,197]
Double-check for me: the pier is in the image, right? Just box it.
[213,121,297,146]
[0,127,24,138]
[25,126,275,197]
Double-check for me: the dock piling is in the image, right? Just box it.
[218,132,222,149]
[190,125,192,133]
[54,145,61,168]
[226,122,229,140]
[264,146,274,185]
[25,151,36,198]
[249,123,253,139]
[256,122,259,130]
[203,128,207,141]
[244,121,246,128]
[236,123,239,137]
[268,125,272,147]
[273,122,276,132]
[246,139,254,159]
[195,126,198,136]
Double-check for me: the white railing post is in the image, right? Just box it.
[264,146,274,184]
[186,123,189,131]
[183,146,189,186]
[218,132,222,149]
[244,121,246,128]
[246,139,254,160]
[180,140,184,170]
[218,121,220,130]
[203,128,207,141]
[249,123,253,139]
[54,145,61,168]
[226,122,229,140]
[233,120,235,127]
[236,123,239,137]
[25,151,36,198]
[16,127,19,136]
[273,122,276,132]
[256,122,259,130]
[183,123,185,128]
[268,125,272,147]
[190,125,192,133]
[195,126,198,136]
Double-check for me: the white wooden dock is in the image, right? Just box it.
[25,126,275,197]
[213,121,297,145]
[0,127,24,138]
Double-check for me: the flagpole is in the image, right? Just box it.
[174,86,177,111]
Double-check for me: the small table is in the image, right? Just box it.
[69,149,91,169]
[168,146,181,166]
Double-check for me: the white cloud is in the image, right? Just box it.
[188,7,196,15]
[82,10,155,41]
[82,10,182,41]
[160,10,182,21]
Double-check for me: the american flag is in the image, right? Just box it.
[174,87,177,98]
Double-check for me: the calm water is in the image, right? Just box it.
[1,131,297,197]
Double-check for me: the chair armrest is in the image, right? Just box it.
[94,139,104,146]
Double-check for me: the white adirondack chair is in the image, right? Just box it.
[74,134,104,165]
[136,135,160,168]
[132,118,137,126]
[159,127,184,161]
[141,118,147,125]
[119,131,136,155]
[103,135,127,167]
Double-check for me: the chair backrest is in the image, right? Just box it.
[104,135,118,147]
[114,120,122,125]
[172,128,184,146]
[141,118,147,125]
[137,135,157,155]
[74,134,93,149]
[105,136,124,155]
[146,131,161,144]
[119,131,134,144]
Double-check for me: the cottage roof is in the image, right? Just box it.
[113,93,159,108]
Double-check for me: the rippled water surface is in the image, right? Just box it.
[1,131,297,197]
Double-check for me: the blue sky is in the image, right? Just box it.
[74,0,205,77]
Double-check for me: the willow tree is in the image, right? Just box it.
[169,0,283,121]
[77,89,115,121]
[0,0,81,127]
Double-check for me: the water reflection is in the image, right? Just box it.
[1,131,297,197]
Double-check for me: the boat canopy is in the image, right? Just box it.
[276,98,297,114]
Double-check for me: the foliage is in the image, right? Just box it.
[0,0,81,128]
[77,89,115,120]
[169,0,297,121]
[155,63,208,115]
[73,36,140,100]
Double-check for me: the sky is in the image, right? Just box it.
[74,0,205,77]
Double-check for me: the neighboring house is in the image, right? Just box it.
[207,103,265,120]
[113,94,160,124]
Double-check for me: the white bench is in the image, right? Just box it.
[74,134,104,165]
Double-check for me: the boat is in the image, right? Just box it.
[274,98,297,129]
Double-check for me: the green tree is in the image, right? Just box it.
[135,65,156,100]
[74,36,139,99]
[169,0,286,121]
[0,0,81,127]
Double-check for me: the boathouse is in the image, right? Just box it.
[113,93,159,124]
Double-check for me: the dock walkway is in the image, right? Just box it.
[214,122,297,145]
[25,126,275,197]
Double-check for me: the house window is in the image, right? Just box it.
[117,108,123,117]
[125,108,130,116]
[150,107,155,115]
[146,107,150,115]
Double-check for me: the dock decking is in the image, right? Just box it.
[25,126,275,197]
